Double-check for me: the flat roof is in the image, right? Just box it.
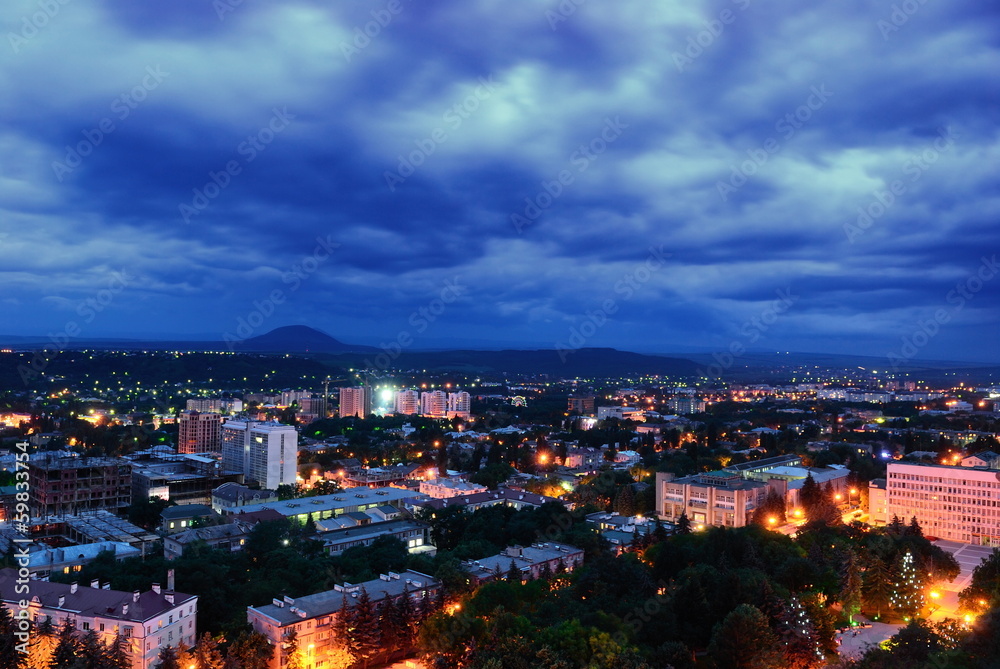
[236,487,429,517]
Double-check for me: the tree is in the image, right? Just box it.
[959,547,1000,614]
[349,588,380,668]
[675,512,692,535]
[863,555,893,621]
[889,550,924,621]
[0,606,23,669]
[613,485,636,517]
[905,516,923,538]
[49,620,83,669]
[506,560,522,584]
[102,635,131,669]
[227,631,273,669]
[776,597,823,669]
[26,618,56,669]
[284,630,303,669]
[799,474,821,513]
[155,646,180,669]
[190,633,224,669]
[78,631,103,669]
[707,604,783,669]
[839,549,863,624]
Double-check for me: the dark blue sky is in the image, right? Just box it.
[2,0,998,362]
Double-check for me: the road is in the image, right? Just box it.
[927,540,996,621]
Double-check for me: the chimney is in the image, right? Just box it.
[164,593,174,605]
[167,569,175,592]
[151,583,161,595]
[133,591,140,603]
[70,582,78,594]
[58,595,65,608]
[91,580,99,589]
[102,583,110,590]
[122,604,128,616]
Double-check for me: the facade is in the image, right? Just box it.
[342,463,421,488]
[28,456,132,519]
[446,391,471,419]
[338,387,368,418]
[666,397,707,414]
[409,487,566,514]
[185,398,243,414]
[394,389,420,415]
[321,518,432,556]
[655,470,770,528]
[177,411,222,454]
[886,461,1000,545]
[868,478,888,525]
[247,571,440,669]
[0,569,197,669]
[419,478,488,499]
[462,542,584,585]
[9,540,140,581]
[128,453,243,506]
[567,395,596,414]
[962,451,1000,469]
[221,420,298,490]
[280,390,312,407]
[160,504,218,534]
[420,391,447,418]
[164,520,253,559]
[211,482,278,514]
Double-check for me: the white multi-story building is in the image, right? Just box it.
[394,389,420,415]
[339,387,368,418]
[421,391,448,418]
[0,570,197,669]
[446,391,471,419]
[247,571,440,669]
[419,478,487,499]
[185,398,243,414]
[886,461,1000,545]
[280,390,312,407]
[221,420,297,490]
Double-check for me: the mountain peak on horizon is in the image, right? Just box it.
[238,325,375,353]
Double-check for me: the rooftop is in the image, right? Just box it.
[0,568,195,623]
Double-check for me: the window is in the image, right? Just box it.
[99,624,105,632]
[123,626,133,638]
[82,622,90,630]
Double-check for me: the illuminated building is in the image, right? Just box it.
[220,420,297,490]
[247,571,439,669]
[886,461,1000,545]
[655,470,769,528]
[420,390,447,418]
[338,387,368,418]
[394,389,420,415]
[0,569,197,669]
[446,391,471,419]
[177,410,221,454]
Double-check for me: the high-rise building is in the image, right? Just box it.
[567,395,596,414]
[394,389,420,415]
[339,387,368,418]
[280,390,312,407]
[447,391,471,419]
[221,420,298,490]
[420,390,447,418]
[28,456,132,519]
[185,398,244,414]
[885,461,1000,545]
[177,410,222,454]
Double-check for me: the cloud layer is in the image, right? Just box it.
[2,0,998,362]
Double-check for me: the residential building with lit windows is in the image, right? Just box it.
[0,569,197,669]
[420,390,447,418]
[247,571,440,669]
[419,478,487,499]
[394,389,420,415]
[886,461,1000,546]
[446,391,471,419]
[178,411,222,454]
[655,470,770,528]
[221,420,297,490]
[868,478,888,525]
[338,387,368,418]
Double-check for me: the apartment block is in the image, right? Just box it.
[247,571,440,669]
[338,387,368,418]
[221,420,298,490]
[0,569,197,669]
[177,411,222,454]
[886,461,1000,545]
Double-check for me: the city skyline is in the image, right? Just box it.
[2,1,998,364]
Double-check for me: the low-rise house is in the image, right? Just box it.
[211,482,278,514]
[160,504,218,534]
[408,487,567,514]
[462,542,583,585]
[164,519,254,559]
[419,478,488,499]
